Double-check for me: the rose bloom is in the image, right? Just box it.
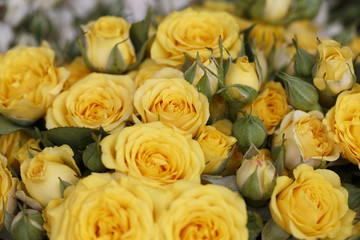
[150,8,241,67]
[157,181,248,240]
[133,68,209,138]
[197,125,237,174]
[314,39,354,96]
[81,16,136,71]
[324,84,360,167]
[132,59,167,88]
[270,164,356,240]
[273,110,340,170]
[46,72,135,133]
[100,122,205,188]
[63,56,91,90]
[0,154,18,230]
[20,145,81,207]
[0,42,69,123]
[241,81,290,134]
[44,174,158,240]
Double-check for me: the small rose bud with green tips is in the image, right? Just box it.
[231,111,267,154]
[10,209,45,240]
[236,147,276,206]
[277,71,319,111]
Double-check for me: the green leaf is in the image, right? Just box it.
[59,178,72,198]
[201,175,240,194]
[0,115,36,137]
[342,183,360,211]
[82,140,106,172]
[129,8,152,53]
[106,41,127,74]
[262,219,290,240]
[247,210,264,240]
[241,24,256,62]
[41,127,108,150]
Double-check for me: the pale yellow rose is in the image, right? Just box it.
[236,149,276,200]
[197,125,237,174]
[157,181,248,240]
[133,59,167,88]
[314,39,355,95]
[81,16,136,72]
[324,84,360,167]
[0,131,39,173]
[63,56,92,90]
[20,145,81,207]
[100,122,205,188]
[270,164,356,240]
[0,154,18,230]
[133,68,209,137]
[150,8,241,67]
[241,81,290,134]
[46,72,135,133]
[0,42,69,123]
[273,110,340,170]
[225,56,260,101]
[44,174,159,240]
[264,0,292,23]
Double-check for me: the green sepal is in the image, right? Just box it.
[240,166,262,200]
[201,175,240,194]
[59,178,72,198]
[293,39,316,78]
[129,8,152,53]
[183,53,198,84]
[82,132,107,172]
[262,219,290,240]
[181,52,195,73]
[271,134,286,176]
[196,73,213,103]
[3,200,15,233]
[106,40,127,74]
[243,142,261,160]
[76,33,98,72]
[11,209,45,240]
[126,35,155,71]
[217,84,258,107]
[247,210,264,240]
[0,114,36,137]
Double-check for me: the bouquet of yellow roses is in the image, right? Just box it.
[0,0,359,239]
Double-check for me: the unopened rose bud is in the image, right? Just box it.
[11,209,45,240]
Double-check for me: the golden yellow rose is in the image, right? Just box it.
[0,131,40,173]
[0,42,69,123]
[241,81,290,134]
[133,68,209,137]
[63,56,91,90]
[197,125,237,174]
[44,174,158,240]
[20,145,81,207]
[100,122,205,188]
[81,16,136,72]
[150,8,241,67]
[133,59,167,88]
[0,154,18,230]
[270,164,356,240]
[46,72,135,133]
[224,56,260,101]
[324,84,360,167]
[273,110,340,170]
[314,39,355,95]
[157,181,248,240]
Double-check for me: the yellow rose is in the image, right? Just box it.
[81,16,136,72]
[270,164,356,240]
[273,110,340,170]
[324,84,360,167]
[314,39,355,95]
[241,81,290,134]
[0,154,18,229]
[133,59,167,88]
[44,174,158,240]
[212,118,233,136]
[150,8,241,67]
[348,36,360,58]
[20,145,81,207]
[224,56,260,101]
[0,42,69,123]
[157,181,248,240]
[100,122,205,188]
[133,68,209,137]
[197,125,237,174]
[46,72,135,133]
[15,138,41,165]
[63,56,91,90]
